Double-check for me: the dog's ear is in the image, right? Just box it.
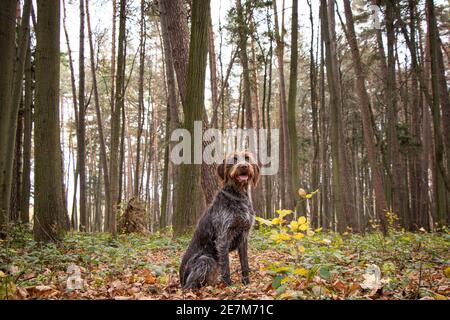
[252,163,261,187]
[217,162,226,182]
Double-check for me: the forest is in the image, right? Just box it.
[0,0,449,300]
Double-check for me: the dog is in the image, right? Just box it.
[179,151,260,289]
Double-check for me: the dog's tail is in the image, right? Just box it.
[181,255,218,289]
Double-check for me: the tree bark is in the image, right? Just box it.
[159,0,189,110]
[426,0,448,225]
[272,0,291,210]
[34,0,70,242]
[287,0,300,214]
[78,0,87,232]
[0,0,31,233]
[86,0,111,231]
[173,0,210,236]
[109,0,127,236]
[159,1,181,228]
[20,40,33,224]
[342,0,388,234]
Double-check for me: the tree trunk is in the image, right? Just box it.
[34,0,70,242]
[86,0,110,231]
[159,1,181,228]
[20,40,33,224]
[78,0,87,232]
[173,0,210,237]
[0,0,31,234]
[342,0,388,234]
[287,0,300,215]
[109,0,127,236]
[321,0,355,232]
[159,0,189,110]
[272,0,291,210]
[135,0,146,197]
[426,0,448,225]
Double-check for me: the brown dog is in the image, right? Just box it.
[179,151,260,289]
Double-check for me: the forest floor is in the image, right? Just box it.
[1,226,449,300]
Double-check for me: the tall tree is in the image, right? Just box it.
[321,0,356,232]
[287,0,300,214]
[86,0,110,231]
[173,0,210,236]
[109,0,127,236]
[385,1,407,224]
[0,0,31,234]
[20,36,33,224]
[134,0,146,197]
[34,0,70,242]
[159,0,180,229]
[342,0,388,234]
[426,0,448,225]
[272,0,291,210]
[78,0,87,231]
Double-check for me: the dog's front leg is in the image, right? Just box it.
[217,237,232,286]
[238,235,250,284]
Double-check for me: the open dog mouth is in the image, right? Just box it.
[236,174,249,183]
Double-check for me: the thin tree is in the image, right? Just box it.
[134,0,146,197]
[159,0,180,229]
[109,0,127,236]
[86,0,110,231]
[20,35,33,224]
[78,0,88,231]
[287,0,300,214]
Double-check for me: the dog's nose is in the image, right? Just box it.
[240,163,249,169]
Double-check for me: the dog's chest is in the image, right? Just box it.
[227,203,254,231]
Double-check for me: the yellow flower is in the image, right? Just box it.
[293,233,305,240]
[289,221,299,231]
[307,230,315,237]
[271,217,283,225]
[274,267,291,273]
[279,233,291,241]
[297,245,305,253]
[315,227,323,233]
[276,209,293,217]
[299,224,308,231]
[270,232,291,242]
[255,216,273,226]
[298,216,307,225]
[281,277,291,284]
[294,268,309,276]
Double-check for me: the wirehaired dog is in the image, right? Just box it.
[179,151,260,289]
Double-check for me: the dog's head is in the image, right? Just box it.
[217,151,260,191]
